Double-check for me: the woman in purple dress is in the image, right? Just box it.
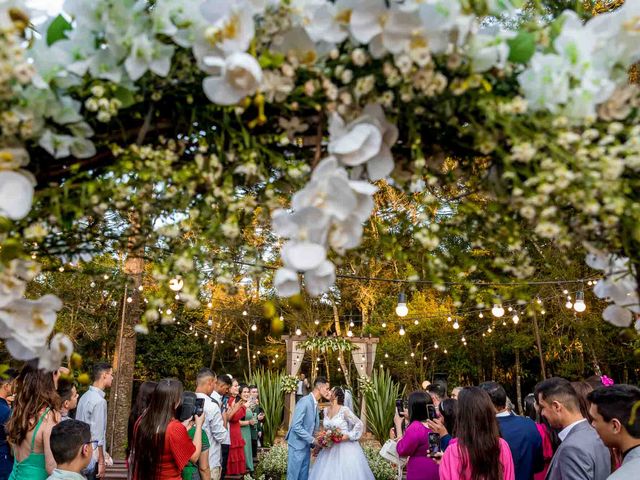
[392,391,439,480]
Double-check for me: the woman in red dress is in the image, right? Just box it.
[226,379,247,475]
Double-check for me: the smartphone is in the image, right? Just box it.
[427,404,436,420]
[396,398,404,417]
[428,432,441,456]
[194,398,205,417]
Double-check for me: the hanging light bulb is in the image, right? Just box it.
[488,326,492,333]
[396,292,409,317]
[175,294,180,300]
[103,274,109,280]
[492,304,505,317]
[349,320,355,327]
[385,353,389,358]
[207,302,213,308]
[295,327,302,336]
[565,299,573,309]
[414,319,419,325]
[314,319,319,325]
[536,298,542,305]
[562,289,569,295]
[207,318,213,326]
[242,310,248,316]
[381,322,387,328]
[447,316,452,322]
[399,325,406,336]
[507,306,513,312]
[444,349,448,354]
[58,266,64,272]
[347,330,353,337]
[434,342,439,349]
[410,352,415,357]
[138,285,144,292]
[90,281,96,288]
[453,320,460,329]
[479,312,484,318]
[541,309,546,315]
[251,323,257,331]
[512,313,520,324]
[461,336,466,342]
[126,297,133,303]
[573,290,586,312]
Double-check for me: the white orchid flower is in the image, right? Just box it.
[303,0,357,44]
[602,304,633,328]
[38,333,74,371]
[291,157,357,222]
[274,268,301,297]
[0,170,34,220]
[202,52,263,105]
[200,0,255,55]
[328,103,398,180]
[469,29,515,73]
[0,294,63,360]
[281,241,327,272]
[518,53,570,113]
[304,260,336,296]
[125,34,175,81]
[0,260,40,309]
[416,0,472,54]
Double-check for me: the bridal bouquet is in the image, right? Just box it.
[315,428,344,450]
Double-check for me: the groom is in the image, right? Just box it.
[286,376,330,480]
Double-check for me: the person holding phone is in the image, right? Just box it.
[238,385,256,474]
[391,391,439,480]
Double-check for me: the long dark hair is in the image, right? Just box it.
[571,381,594,422]
[439,398,457,436]
[132,378,183,479]
[237,383,249,402]
[127,381,158,457]
[408,391,433,423]
[523,394,537,421]
[456,387,503,480]
[332,387,345,405]
[7,362,60,447]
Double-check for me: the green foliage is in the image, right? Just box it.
[362,446,397,480]
[46,14,71,45]
[254,444,288,480]
[364,369,401,445]
[299,337,357,353]
[507,32,536,63]
[280,374,298,394]
[250,368,285,447]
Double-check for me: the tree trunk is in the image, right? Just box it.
[246,333,252,378]
[332,300,352,388]
[532,313,547,380]
[107,256,142,459]
[515,348,523,415]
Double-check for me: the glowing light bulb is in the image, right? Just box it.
[314,319,319,325]
[447,316,452,322]
[349,321,355,327]
[565,300,573,309]
[488,327,492,333]
[138,285,144,291]
[347,330,353,337]
[512,313,519,324]
[414,319,419,325]
[562,289,569,295]
[541,309,546,315]
[396,292,409,317]
[507,306,513,312]
[90,282,96,288]
[444,349,448,354]
[573,291,586,312]
[453,320,460,329]
[295,327,302,336]
[434,342,439,349]
[479,313,484,318]
[169,277,183,291]
[242,310,248,316]
[207,302,213,308]
[207,318,213,326]
[103,274,109,280]
[251,323,257,331]
[126,297,133,303]
[492,304,505,317]
[381,322,387,328]
[385,353,389,358]
[399,326,406,336]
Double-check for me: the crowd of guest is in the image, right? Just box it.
[392,376,640,480]
[0,362,265,480]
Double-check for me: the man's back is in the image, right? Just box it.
[75,387,107,474]
[547,421,610,480]
[497,414,543,480]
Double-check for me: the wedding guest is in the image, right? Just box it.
[47,420,94,480]
[480,382,543,480]
[523,394,559,480]
[248,385,265,459]
[571,380,595,422]
[182,419,210,480]
[75,362,112,480]
[6,362,60,479]
[56,379,78,422]
[0,369,18,480]
[587,385,640,479]
[126,381,157,462]
[211,374,232,479]
[392,391,439,480]
[225,380,246,476]
[194,369,226,480]
[439,387,515,480]
[130,378,204,480]
[426,382,446,409]
[238,384,256,473]
[450,387,462,400]
[295,374,309,404]
[535,377,610,480]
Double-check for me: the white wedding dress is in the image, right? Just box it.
[308,406,374,480]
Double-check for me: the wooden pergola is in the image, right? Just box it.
[282,334,379,430]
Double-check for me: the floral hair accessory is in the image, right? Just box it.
[601,375,614,387]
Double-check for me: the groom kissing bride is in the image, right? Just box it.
[285,376,374,480]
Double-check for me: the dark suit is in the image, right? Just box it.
[546,420,610,480]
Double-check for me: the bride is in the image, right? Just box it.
[309,387,374,480]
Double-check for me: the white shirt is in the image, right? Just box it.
[196,392,227,468]
[311,393,318,410]
[76,386,107,472]
[558,418,587,442]
[297,380,304,395]
[211,391,231,445]
[496,410,511,417]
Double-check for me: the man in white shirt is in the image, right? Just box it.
[295,373,309,403]
[195,369,228,480]
[76,362,113,480]
[211,374,232,480]
[535,377,610,480]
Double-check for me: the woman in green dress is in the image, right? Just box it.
[6,363,60,480]
[238,385,256,473]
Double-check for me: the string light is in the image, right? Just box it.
[166,309,172,315]
[207,318,213,326]
[562,289,569,295]
[242,310,248,316]
[126,297,132,303]
[434,342,439,349]
[410,352,415,357]
[251,323,257,331]
[295,327,302,336]
[444,349,448,354]
[573,290,586,312]
[565,299,573,309]
[381,322,387,328]
[175,294,180,300]
[58,266,64,272]
[447,316,452,322]
[138,285,143,291]
[492,304,505,317]
[396,292,409,317]
[487,326,492,333]
[453,320,460,330]
[169,277,183,291]
[207,302,213,308]
[314,319,319,325]
[399,325,406,336]
[347,330,353,337]
[385,353,389,358]
[512,313,520,324]
[90,281,96,288]
[103,274,109,280]
[349,321,355,327]
[414,319,419,325]
[478,313,483,318]
[507,306,513,312]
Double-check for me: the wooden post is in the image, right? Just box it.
[532,312,547,380]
